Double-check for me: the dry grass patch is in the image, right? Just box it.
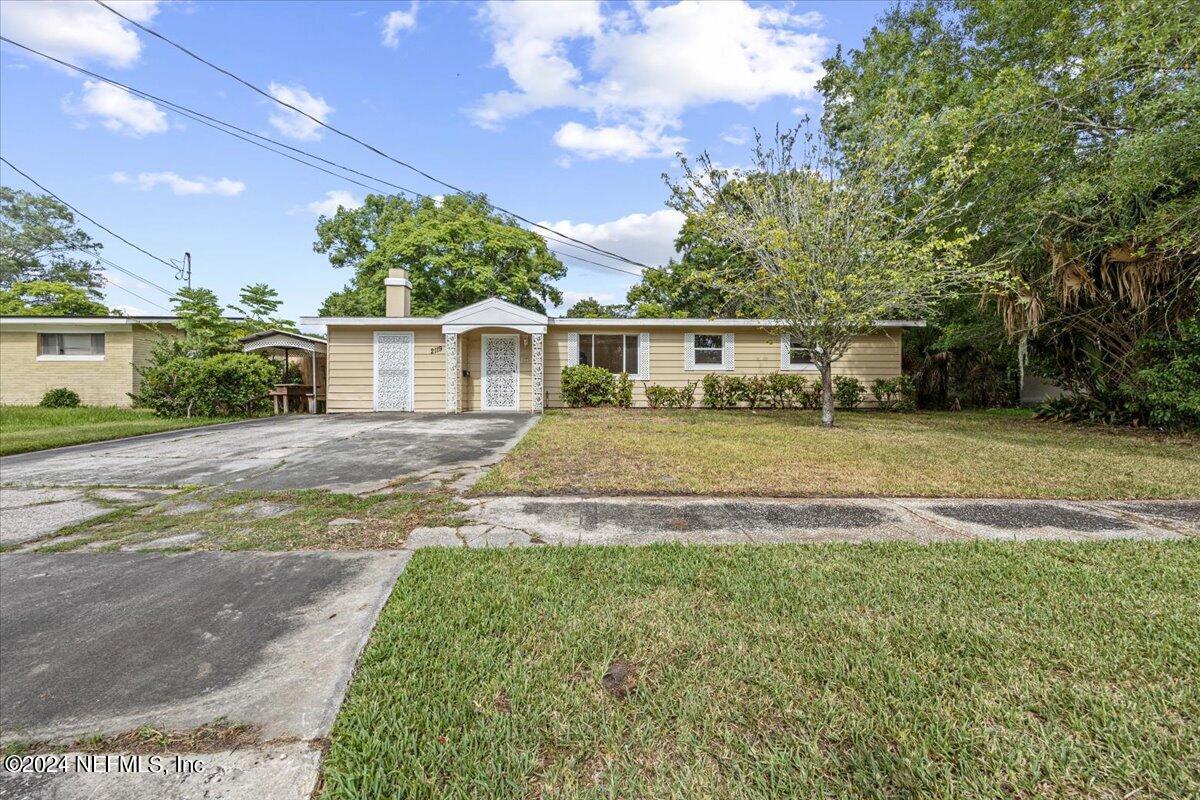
[473,408,1200,499]
[2,720,260,756]
[32,487,468,553]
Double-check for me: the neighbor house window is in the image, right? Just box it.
[578,333,639,375]
[38,333,105,359]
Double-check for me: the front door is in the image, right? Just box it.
[482,334,520,410]
[374,332,414,411]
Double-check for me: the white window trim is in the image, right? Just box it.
[36,354,105,362]
[780,334,820,372]
[569,332,649,380]
[685,332,734,371]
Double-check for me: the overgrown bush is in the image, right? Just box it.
[871,376,916,412]
[133,352,276,417]
[644,381,698,409]
[1037,318,1200,430]
[39,387,80,408]
[799,379,823,410]
[612,372,634,408]
[1122,318,1199,430]
[560,365,616,407]
[833,376,865,409]
[764,373,793,408]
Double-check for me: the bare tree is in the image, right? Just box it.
[666,120,994,426]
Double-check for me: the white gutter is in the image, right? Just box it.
[301,316,926,329]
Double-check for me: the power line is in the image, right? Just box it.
[0,156,179,274]
[101,274,174,313]
[94,0,653,271]
[95,255,178,299]
[0,37,645,279]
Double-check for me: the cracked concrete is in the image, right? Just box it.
[407,496,1196,549]
[0,412,537,495]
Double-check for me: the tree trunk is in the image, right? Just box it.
[820,362,835,427]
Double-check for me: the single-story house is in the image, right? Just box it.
[0,316,187,407]
[299,269,923,413]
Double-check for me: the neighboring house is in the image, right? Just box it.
[0,316,186,407]
[299,269,922,413]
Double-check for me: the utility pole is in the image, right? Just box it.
[175,252,192,288]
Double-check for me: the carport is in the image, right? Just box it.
[241,329,327,413]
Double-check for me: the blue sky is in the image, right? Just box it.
[0,0,887,328]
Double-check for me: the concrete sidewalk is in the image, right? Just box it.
[408,496,1198,549]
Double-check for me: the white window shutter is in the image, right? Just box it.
[780,334,790,370]
[567,332,579,367]
[684,332,695,370]
[722,332,735,370]
[638,332,649,379]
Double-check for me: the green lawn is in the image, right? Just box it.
[320,543,1200,799]
[473,408,1200,499]
[0,406,238,456]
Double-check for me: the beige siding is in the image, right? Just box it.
[0,329,136,406]
[325,324,446,413]
[322,323,902,413]
[544,326,902,408]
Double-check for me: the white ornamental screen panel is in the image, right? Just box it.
[483,335,520,410]
[374,332,413,411]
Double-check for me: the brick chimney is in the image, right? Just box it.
[385,268,411,317]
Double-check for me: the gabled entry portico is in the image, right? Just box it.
[439,298,547,414]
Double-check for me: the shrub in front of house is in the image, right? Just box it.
[39,388,81,408]
[644,381,698,409]
[134,352,276,418]
[701,374,737,408]
[612,372,634,408]
[560,365,616,407]
[834,376,865,409]
[871,375,917,412]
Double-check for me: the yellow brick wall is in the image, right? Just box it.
[0,329,136,406]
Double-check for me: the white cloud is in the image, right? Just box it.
[65,80,168,137]
[381,3,419,46]
[553,121,685,161]
[473,1,827,159]
[721,123,751,146]
[307,190,363,217]
[539,208,685,269]
[267,83,333,141]
[112,171,245,196]
[0,0,160,69]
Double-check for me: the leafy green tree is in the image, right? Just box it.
[819,0,1199,399]
[231,282,296,333]
[625,217,751,318]
[564,297,628,318]
[172,286,236,357]
[0,280,109,316]
[0,187,105,295]
[667,123,990,427]
[315,193,566,316]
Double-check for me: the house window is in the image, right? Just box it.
[781,335,819,370]
[789,344,816,367]
[578,334,639,374]
[693,334,724,365]
[38,333,105,359]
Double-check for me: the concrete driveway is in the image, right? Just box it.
[0,412,536,494]
[0,550,408,798]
